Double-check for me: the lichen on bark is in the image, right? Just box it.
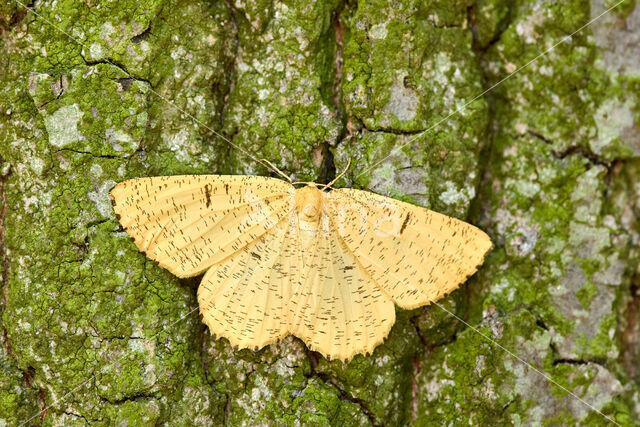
[0,0,639,425]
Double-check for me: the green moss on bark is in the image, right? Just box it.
[0,0,638,425]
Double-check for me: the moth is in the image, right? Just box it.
[109,164,492,362]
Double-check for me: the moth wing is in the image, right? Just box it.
[197,214,302,349]
[110,175,293,278]
[325,188,493,310]
[289,210,396,362]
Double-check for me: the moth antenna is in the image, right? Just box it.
[321,158,351,190]
[259,159,292,183]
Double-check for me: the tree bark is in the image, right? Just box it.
[0,0,638,425]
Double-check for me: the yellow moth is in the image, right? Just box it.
[109,164,492,362]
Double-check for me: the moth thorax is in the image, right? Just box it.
[295,185,322,221]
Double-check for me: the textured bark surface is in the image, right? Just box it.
[0,0,639,425]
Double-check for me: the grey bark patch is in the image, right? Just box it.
[43,104,85,147]
[383,76,418,122]
[592,0,640,75]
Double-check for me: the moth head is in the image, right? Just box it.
[295,184,322,221]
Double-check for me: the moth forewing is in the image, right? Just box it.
[318,208,333,239]
[238,187,281,232]
[372,199,404,239]
[330,196,368,239]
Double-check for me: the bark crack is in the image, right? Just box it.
[621,279,639,380]
[0,160,9,327]
[553,145,612,168]
[525,130,612,168]
[55,148,121,160]
[410,356,420,423]
[63,410,91,423]
[223,392,231,425]
[314,1,348,185]
[35,75,67,109]
[551,358,608,367]
[360,124,426,136]
[0,0,35,31]
[99,391,161,406]
[467,2,515,52]
[303,347,378,426]
[314,372,378,426]
[79,53,153,88]
[331,2,346,119]
[130,23,152,44]
[0,162,47,421]
[547,332,608,368]
[221,0,242,173]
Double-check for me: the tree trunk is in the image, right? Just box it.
[0,0,638,425]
